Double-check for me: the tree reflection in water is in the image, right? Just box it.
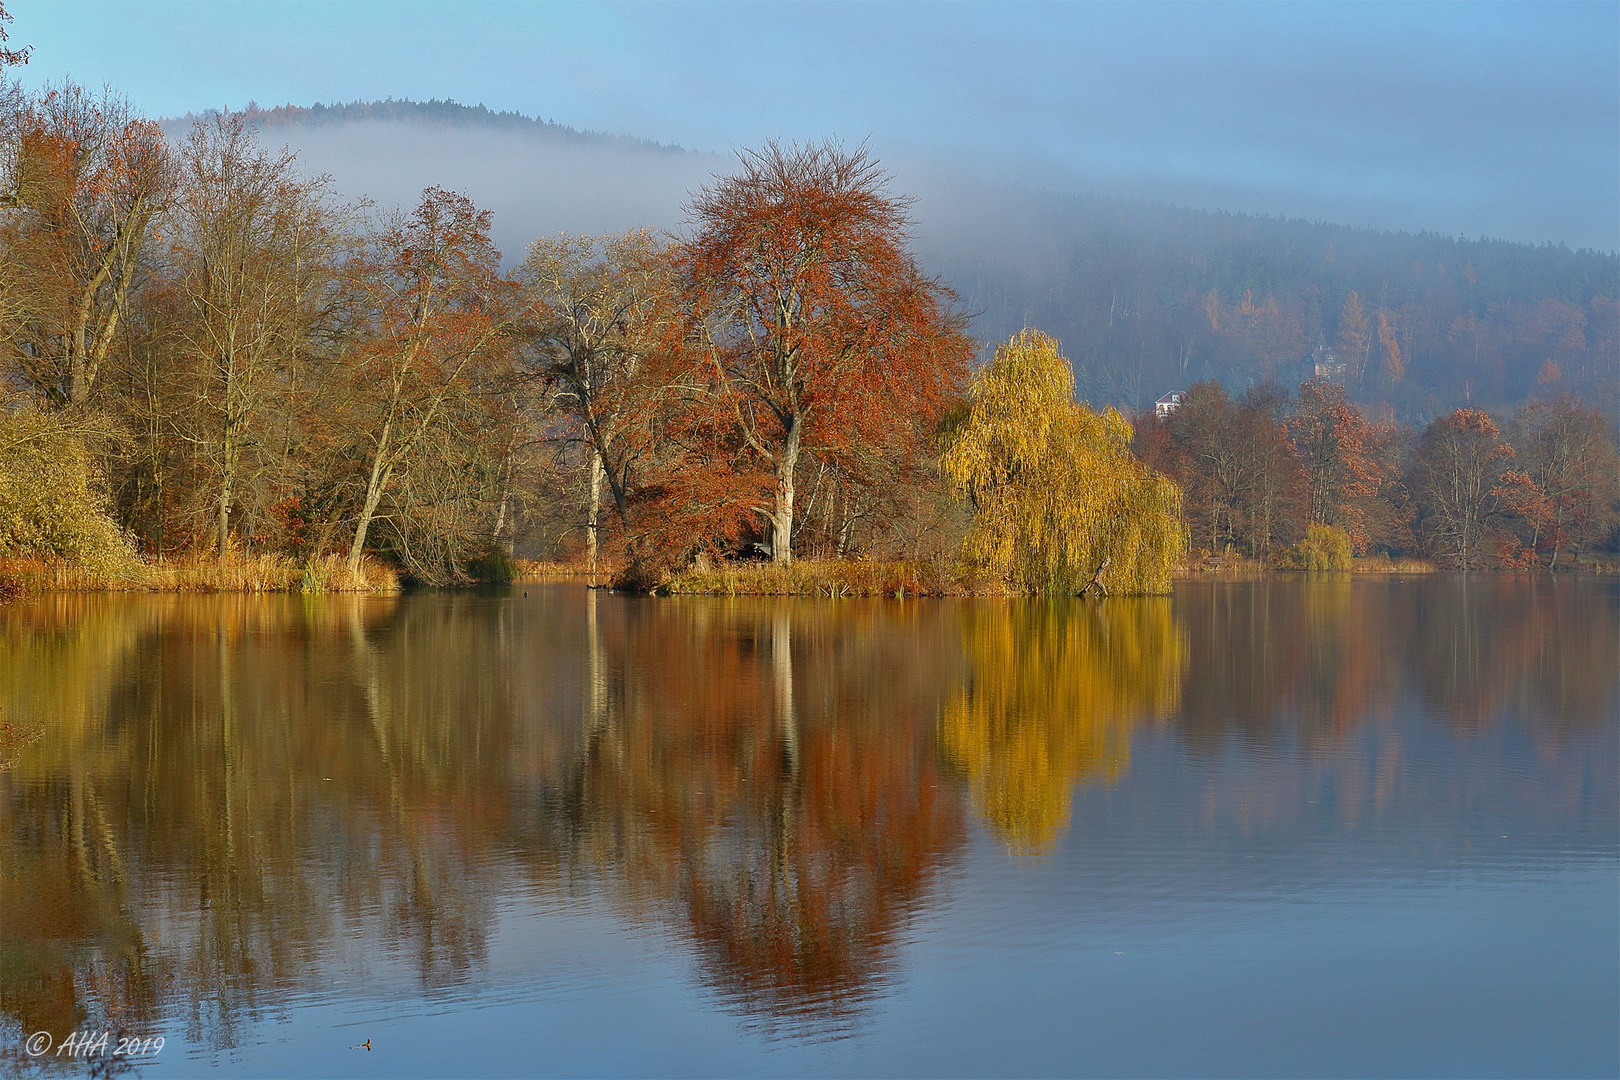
[0,579,1613,1058]
[552,594,966,1030]
[939,597,1183,853]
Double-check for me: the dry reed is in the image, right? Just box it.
[0,551,399,596]
[661,558,1001,598]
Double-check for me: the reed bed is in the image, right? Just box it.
[0,552,399,597]
[513,559,600,582]
[661,558,999,598]
[1346,555,1438,574]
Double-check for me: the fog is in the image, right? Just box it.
[259,119,724,259]
[187,107,1612,419]
[224,114,1065,288]
[27,3,1617,253]
[224,113,1085,352]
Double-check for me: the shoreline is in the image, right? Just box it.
[4,554,1616,602]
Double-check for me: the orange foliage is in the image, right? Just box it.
[673,141,972,564]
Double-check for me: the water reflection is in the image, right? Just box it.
[0,578,1613,1064]
[940,598,1181,853]
[553,596,964,1026]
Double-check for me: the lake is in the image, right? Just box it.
[1,577,1615,1078]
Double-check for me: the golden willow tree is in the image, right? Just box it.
[941,330,1187,595]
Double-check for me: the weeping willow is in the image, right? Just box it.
[941,329,1186,595]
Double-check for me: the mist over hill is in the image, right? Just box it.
[199,99,1617,421]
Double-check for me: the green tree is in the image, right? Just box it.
[941,330,1186,595]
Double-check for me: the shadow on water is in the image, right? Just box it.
[0,576,1614,1061]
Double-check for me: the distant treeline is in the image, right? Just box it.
[216,98,689,154]
[192,95,1620,422]
[1134,378,1618,570]
[944,190,1619,421]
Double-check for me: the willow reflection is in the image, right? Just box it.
[940,598,1183,853]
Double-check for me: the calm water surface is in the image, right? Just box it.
[0,578,1615,1078]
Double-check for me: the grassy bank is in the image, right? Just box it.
[0,552,399,597]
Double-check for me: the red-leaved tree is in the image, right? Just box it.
[678,141,971,564]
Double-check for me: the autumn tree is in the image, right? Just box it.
[0,407,134,572]
[518,230,674,570]
[1499,397,1620,570]
[1337,291,1371,383]
[1288,377,1389,548]
[169,112,338,558]
[343,187,514,576]
[681,141,971,564]
[0,82,170,406]
[1407,408,1513,570]
[1377,309,1404,382]
[1136,380,1304,559]
[942,330,1186,595]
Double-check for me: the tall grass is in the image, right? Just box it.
[0,551,399,596]
[662,558,1001,597]
[1346,555,1438,574]
[512,559,598,582]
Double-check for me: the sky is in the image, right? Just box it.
[7,1,1618,250]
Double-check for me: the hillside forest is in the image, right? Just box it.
[1,49,1617,591]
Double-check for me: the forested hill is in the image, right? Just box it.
[217,98,1616,421]
[925,185,1619,421]
[228,99,688,153]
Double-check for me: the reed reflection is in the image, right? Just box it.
[939,598,1183,853]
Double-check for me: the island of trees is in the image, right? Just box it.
[0,25,1615,597]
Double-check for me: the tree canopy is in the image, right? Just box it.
[941,330,1187,595]
[680,141,971,564]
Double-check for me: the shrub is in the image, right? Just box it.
[0,409,137,575]
[466,545,518,584]
[1294,523,1352,570]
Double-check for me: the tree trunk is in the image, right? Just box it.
[771,418,801,564]
[217,415,237,560]
[216,477,232,560]
[348,418,395,574]
[493,446,514,555]
[69,337,88,405]
[586,447,605,574]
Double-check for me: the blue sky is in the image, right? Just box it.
[9,1,1618,249]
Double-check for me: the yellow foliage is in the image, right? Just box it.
[0,409,137,576]
[940,330,1187,595]
[1295,523,1352,571]
[940,598,1183,853]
